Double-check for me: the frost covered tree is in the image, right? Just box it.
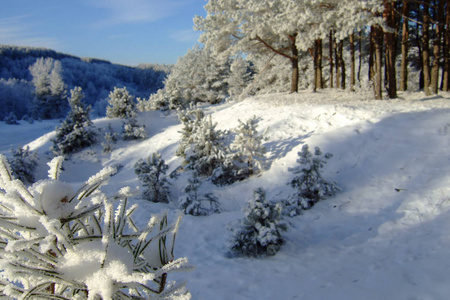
[148,46,229,110]
[8,146,38,185]
[184,115,226,177]
[102,124,119,153]
[135,152,170,203]
[212,116,266,185]
[3,112,19,125]
[176,104,205,158]
[179,172,220,216]
[51,87,97,155]
[29,57,67,119]
[230,188,286,257]
[106,87,147,140]
[285,144,340,216]
[227,56,252,99]
[0,155,192,299]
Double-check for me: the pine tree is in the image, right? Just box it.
[102,124,119,153]
[4,112,19,125]
[51,87,97,155]
[135,152,170,203]
[230,188,286,257]
[0,155,192,299]
[8,145,38,184]
[176,104,205,158]
[106,87,136,119]
[179,172,220,216]
[285,144,340,216]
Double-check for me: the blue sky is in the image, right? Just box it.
[0,0,207,66]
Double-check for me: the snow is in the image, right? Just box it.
[2,89,450,299]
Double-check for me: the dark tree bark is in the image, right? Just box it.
[384,0,397,98]
[431,0,445,94]
[358,31,362,83]
[329,31,334,88]
[338,41,345,89]
[400,0,409,91]
[369,26,376,81]
[313,39,323,91]
[443,0,450,91]
[335,39,341,88]
[422,1,431,95]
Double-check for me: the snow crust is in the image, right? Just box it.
[2,89,450,299]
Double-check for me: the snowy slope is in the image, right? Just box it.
[2,89,450,299]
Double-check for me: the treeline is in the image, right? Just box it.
[0,45,171,119]
[195,0,449,100]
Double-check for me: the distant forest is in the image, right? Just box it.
[0,45,172,120]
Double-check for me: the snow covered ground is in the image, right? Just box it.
[2,89,450,299]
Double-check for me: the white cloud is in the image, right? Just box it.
[86,0,188,27]
[0,15,60,49]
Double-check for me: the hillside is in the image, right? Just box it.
[0,45,171,119]
[1,89,450,299]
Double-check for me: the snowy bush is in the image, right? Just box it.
[135,152,171,203]
[0,155,192,299]
[8,145,38,184]
[179,172,220,216]
[213,116,266,185]
[51,87,97,155]
[106,87,136,119]
[122,117,148,140]
[285,144,340,216]
[4,112,19,125]
[102,124,119,153]
[176,104,205,158]
[230,188,286,257]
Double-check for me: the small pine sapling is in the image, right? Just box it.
[135,152,170,203]
[286,144,340,215]
[213,116,266,185]
[106,87,136,119]
[101,124,119,153]
[179,172,220,216]
[8,145,38,184]
[51,87,97,155]
[176,104,205,158]
[0,155,192,299]
[4,112,19,125]
[230,188,286,257]
[122,116,148,140]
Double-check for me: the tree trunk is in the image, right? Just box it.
[330,31,334,88]
[400,0,409,91]
[431,0,444,94]
[358,31,362,83]
[350,32,356,90]
[290,34,299,93]
[339,41,345,89]
[335,39,341,88]
[316,39,323,90]
[443,0,450,91]
[369,26,375,81]
[423,1,431,95]
[373,25,383,99]
[384,0,397,98]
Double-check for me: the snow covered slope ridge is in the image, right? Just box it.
[2,89,450,299]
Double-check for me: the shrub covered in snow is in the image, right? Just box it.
[101,124,119,153]
[135,152,171,203]
[176,104,205,158]
[0,155,192,299]
[8,145,38,184]
[179,172,220,216]
[122,116,148,140]
[230,188,286,257]
[213,116,266,185]
[51,87,97,155]
[4,112,19,125]
[285,144,340,216]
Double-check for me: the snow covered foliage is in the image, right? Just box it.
[0,155,191,299]
[8,146,38,184]
[227,56,253,100]
[51,87,97,155]
[212,116,266,185]
[176,104,205,158]
[29,57,68,119]
[106,87,136,119]
[102,124,119,153]
[122,117,148,140]
[285,144,340,215]
[148,46,229,110]
[179,172,220,216]
[230,188,286,257]
[3,112,19,125]
[184,115,226,177]
[135,152,171,203]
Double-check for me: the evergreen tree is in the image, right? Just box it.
[8,145,38,184]
[185,115,226,177]
[29,57,67,119]
[227,56,252,99]
[179,172,220,216]
[101,124,119,153]
[176,104,205,158]
[4,112,19,125]
[0,155,192,299]
[135,152,170,203]
[122,116,148,140]
[285,144,340,216]
[230,188,286,257]
[51,87,97,155]
[213,116,266,186]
